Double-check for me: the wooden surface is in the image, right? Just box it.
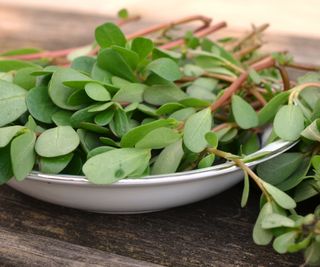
[0,4,318,267]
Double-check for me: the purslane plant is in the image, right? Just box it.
[0,14,319,265]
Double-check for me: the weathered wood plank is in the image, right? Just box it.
[0,185,303,267]
[0,226,163,267]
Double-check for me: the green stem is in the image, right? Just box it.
[208,147,272,202]
[288,82,320,105]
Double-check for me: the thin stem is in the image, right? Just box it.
[126,15,212,40]
[208,147,272,201]
[211,122,237,132]
[288,82,320,105]
[178,72,236,83]
[285,62,320,72]
[4,15,141,61]
[210,56,275,112]
[275,64,291,91]
[234,43,262,59]
[230,23,269,51]
[249,87,267,106]
[160,21,227,50]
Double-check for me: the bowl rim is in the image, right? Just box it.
[22,140,296,186]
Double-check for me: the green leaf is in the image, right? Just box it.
[48,68,89,110]
[0,60,39,72]
[263,182,297,209]
[121,118,176,147]
[95,22,126,48]
[26,86,60,124]
[117,8,129,19]
[304,241,320,266]
[13,67,41,90]
[109,108,130,137]
[262,213,295,229]
[0,80,27,127]
[257,153,304,185]
[11,130,36,181]
[241,133,260,155]
[183,108,212,153]
[78,122,109,134]
[87,146,115,159]
[215,126,238,144]
[156,103,185,115]
[70,56,96,74]
[52,110,73,126]
[137,104,158,117]
[151,139,184,175]
[70,105,96,128]
[205,132,218,148]
[99,137,120,147]
[91,63,112,83]
[253,202,273,245]
[39,153,73,174]
[186,84,216,101]
[112,83,146,103]
[273,231,297,254]
[67,88,91,106]
[77,129,102,153]
[111,45,139,70]
[258,92,290,126]
[198,154,215,169]
[152,48,182,61]
[24,116,37,132]
[0,145,13,184]
[301,118,320,142]
[179,98,210,108]
[312,155,320,170]
[88,102,115,112]
[84,82,111,101]
[169,107,196,121]
[144,84,187,106]
[35,126,80,157]
[183,64,204,77]
[97,48,136,82]
[277,157,311,191]
[241,172,250,207]
[0,126,24,147]
[0,48,42,57]
[274,105,305,141]
[131,37,154,60]
[231,95,258,129]
[83,148,151,184]
[293,179,319,202]
[146,58,181,81]
[94,109,114,126]
[135,127,181,149]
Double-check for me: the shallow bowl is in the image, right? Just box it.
[8,140,295,214]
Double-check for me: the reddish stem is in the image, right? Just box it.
[275,64,291,91]
[210,56,275,112]
[160,21,227,50]
[3,15,141,61]
[126,15,212,40]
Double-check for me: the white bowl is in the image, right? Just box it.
[7,140,295,214]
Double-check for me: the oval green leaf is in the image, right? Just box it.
[35,126,80,157]
[231,95,258,129]
[183,108,212,153]
[273,105,305,141]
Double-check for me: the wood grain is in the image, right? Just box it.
[0,185,303,267]
[0,226,163,267]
